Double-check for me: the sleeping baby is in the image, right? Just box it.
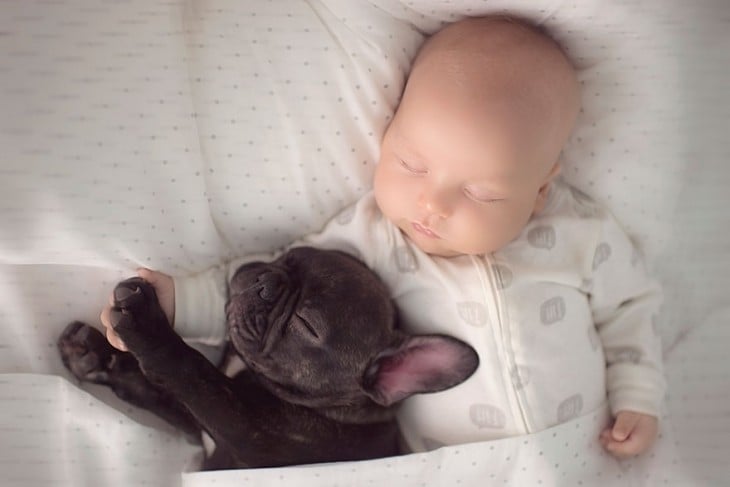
[101,16,665,458]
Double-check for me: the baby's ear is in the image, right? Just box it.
[533,161,561,214]
[362,335,479,407]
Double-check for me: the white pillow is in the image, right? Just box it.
[0,0,682,274]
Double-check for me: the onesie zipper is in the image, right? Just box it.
[470,254,533,435]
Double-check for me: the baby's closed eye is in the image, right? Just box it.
[463,185,502,203]
[397,158,427,174]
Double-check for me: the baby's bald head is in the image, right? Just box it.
[402,16,580,176]
[374,16,581,256]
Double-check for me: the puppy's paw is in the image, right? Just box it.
[109,277,173,352]
[58,321,119,384]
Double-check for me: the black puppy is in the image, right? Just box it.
[58,247,479,469]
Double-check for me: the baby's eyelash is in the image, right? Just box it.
[398,158,427,174]
[464,188,501,204]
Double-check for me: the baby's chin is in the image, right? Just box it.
[414,240,460,257]
[406,231,494,258]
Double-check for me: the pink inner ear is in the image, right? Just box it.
[376,337,467,401]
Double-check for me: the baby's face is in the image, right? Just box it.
[373,18,578,257]
[374,90,553,257]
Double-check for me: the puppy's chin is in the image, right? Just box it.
[228,319,256,358]
[227,292,301,366]
[226,297,263,343]
[250,372,365,411]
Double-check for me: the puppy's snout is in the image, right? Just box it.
[257,271,286,303]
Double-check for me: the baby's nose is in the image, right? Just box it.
[418,188,452,218]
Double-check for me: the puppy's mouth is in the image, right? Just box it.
[227,281,300,356]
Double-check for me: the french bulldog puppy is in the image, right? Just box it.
[58,247,479,469]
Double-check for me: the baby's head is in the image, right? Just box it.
[374,16,580,257]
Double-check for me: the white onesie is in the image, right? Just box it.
[173,178,666,452]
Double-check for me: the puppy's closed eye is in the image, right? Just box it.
[291,314,320,340]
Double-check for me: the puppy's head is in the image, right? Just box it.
[226,247,478,415]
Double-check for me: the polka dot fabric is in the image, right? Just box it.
[0,0,683,272]
[0,375,200,486]
[0,0,421,272]
[1,0,727,486]
[181,404,687,487]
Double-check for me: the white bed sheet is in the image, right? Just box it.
[1,0,728,486]
[0,374,688,486]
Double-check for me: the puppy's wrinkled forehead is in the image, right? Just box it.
[284,247,395,323]
[283,247,390,301]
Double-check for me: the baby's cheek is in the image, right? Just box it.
[451,217,495,254]
[373,176,392,212]
[374,168,409,217]
[459,209,522,254]
[372,169,391,211]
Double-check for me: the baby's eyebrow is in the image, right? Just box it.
[465,181,507,196]
[397,128,443,161]
[465,167,518,191]
[393,140,430,166]
[392,132,419,154]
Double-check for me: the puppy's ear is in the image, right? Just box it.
[363,335,479,407]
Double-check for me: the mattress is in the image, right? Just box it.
[1,0,728,485]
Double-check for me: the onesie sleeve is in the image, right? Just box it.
[173,193,389,346]
[589,212,666,418]
[294,193,391,273]
[173,252,276,346]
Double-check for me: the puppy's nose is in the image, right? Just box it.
[257,271,286,302]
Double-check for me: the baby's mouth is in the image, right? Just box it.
[411,221,441,239]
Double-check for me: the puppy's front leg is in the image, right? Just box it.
[110,278,397,468]
[57,321,200,439]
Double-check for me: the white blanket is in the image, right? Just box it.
[1,0,728,486]
[0,372,688,486]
